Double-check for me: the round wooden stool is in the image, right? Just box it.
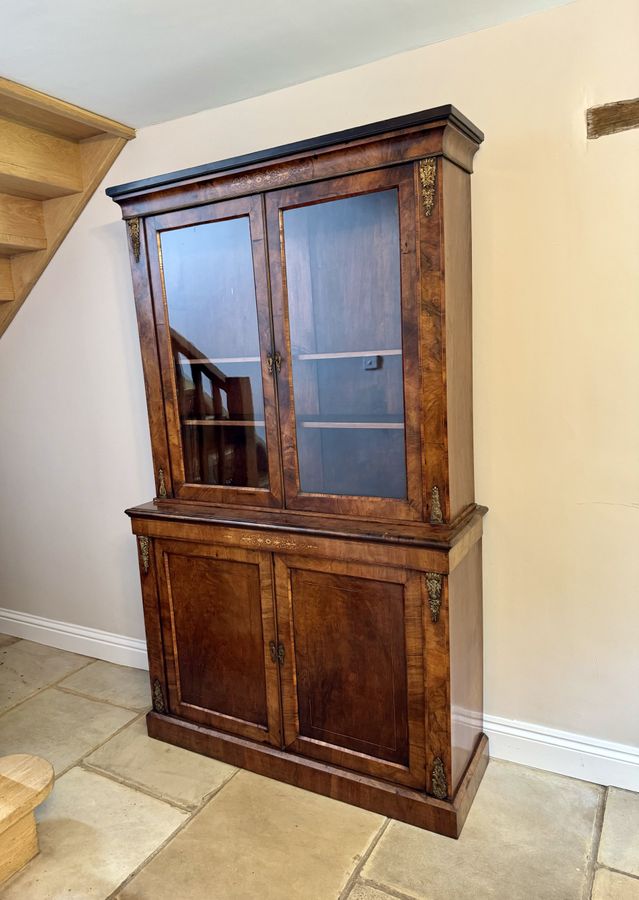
[0,754,54,884]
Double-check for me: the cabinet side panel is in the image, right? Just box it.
[449,538,483,792]
[443,160,475,520]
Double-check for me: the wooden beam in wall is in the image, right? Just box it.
[587,97,639,139]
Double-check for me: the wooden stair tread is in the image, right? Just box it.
[0,754,54,835]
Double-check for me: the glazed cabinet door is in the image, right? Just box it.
[145,196,283,507]
[266,165,422,520]
[154,540,281,746]
[274,556,426,787]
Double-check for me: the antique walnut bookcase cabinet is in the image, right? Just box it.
[107,105,487,838]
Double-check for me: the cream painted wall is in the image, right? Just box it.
[0,0,637,747]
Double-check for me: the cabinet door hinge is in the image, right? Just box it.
[138,536,150,575]
[431,757,448,800]
[152,678,166,714]
[425,572,443,623]
[269,640,285,665]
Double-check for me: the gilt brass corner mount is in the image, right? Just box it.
[127,218,141,263]
[152,679,166,713]
[431,757,448,800]
[138,536,150,575]
[419,158,437,216]
[430,485,444,524]
[425,573,443,623]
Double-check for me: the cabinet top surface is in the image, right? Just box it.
[106,104,483,200]
[126,500,487,550]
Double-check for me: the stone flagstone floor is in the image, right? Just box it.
[0,633,637,899]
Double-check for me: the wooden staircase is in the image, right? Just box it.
[0,78,135,338]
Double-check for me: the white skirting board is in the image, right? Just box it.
[0,607,148,669]
[484,714,639,792]
[1,605,637,792]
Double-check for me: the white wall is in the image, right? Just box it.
[1,0,638,766]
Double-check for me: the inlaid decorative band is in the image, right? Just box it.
[235,534,315,552]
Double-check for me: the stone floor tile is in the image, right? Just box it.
[0,687,137,774]
[59,659,151,710]
[348,882,398,900]
[118,769,384,899]
[592,869,639,899]
[363,760,601,900]
[85,718,236,808]
[0,633,18,647]
[1,766,187,899]
[0,639,91,713]
[599,788,639,877]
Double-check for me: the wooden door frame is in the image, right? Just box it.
[154,538,282,746]
[265,165,423,521]
[145,195,284,508]
[273,553,426,787]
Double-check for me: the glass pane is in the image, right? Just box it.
[159,216,269,488]
[283,189,406,499]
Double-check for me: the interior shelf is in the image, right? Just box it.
[178,356,261,365]
[183,419,266,427]
[295,348,402,361]
[300,420,404,430]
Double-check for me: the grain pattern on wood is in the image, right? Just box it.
[443,160,475,521]
[147,712,488,838]
[0,79,134,339]
[0,193,46,255]
[127,499,486,549]
[0,754,54,884]
[155,540,281,746]
[130,510,459,574]
[0,133,130,338]
[0,812,37,886]
[0,76,135,141]
[0,117,82,199]
[0,259,13,302]
[416,156,450,524]
[107,106,482,200]
[587,98,639,139]
[424,571,452,796]
[111,123,481,221]
[275,556,425,787]
[111,106,486,836]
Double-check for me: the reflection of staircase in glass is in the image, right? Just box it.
[170,328,267,487]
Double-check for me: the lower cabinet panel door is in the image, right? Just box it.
[274,556,426,788]
[155,540,281,746]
